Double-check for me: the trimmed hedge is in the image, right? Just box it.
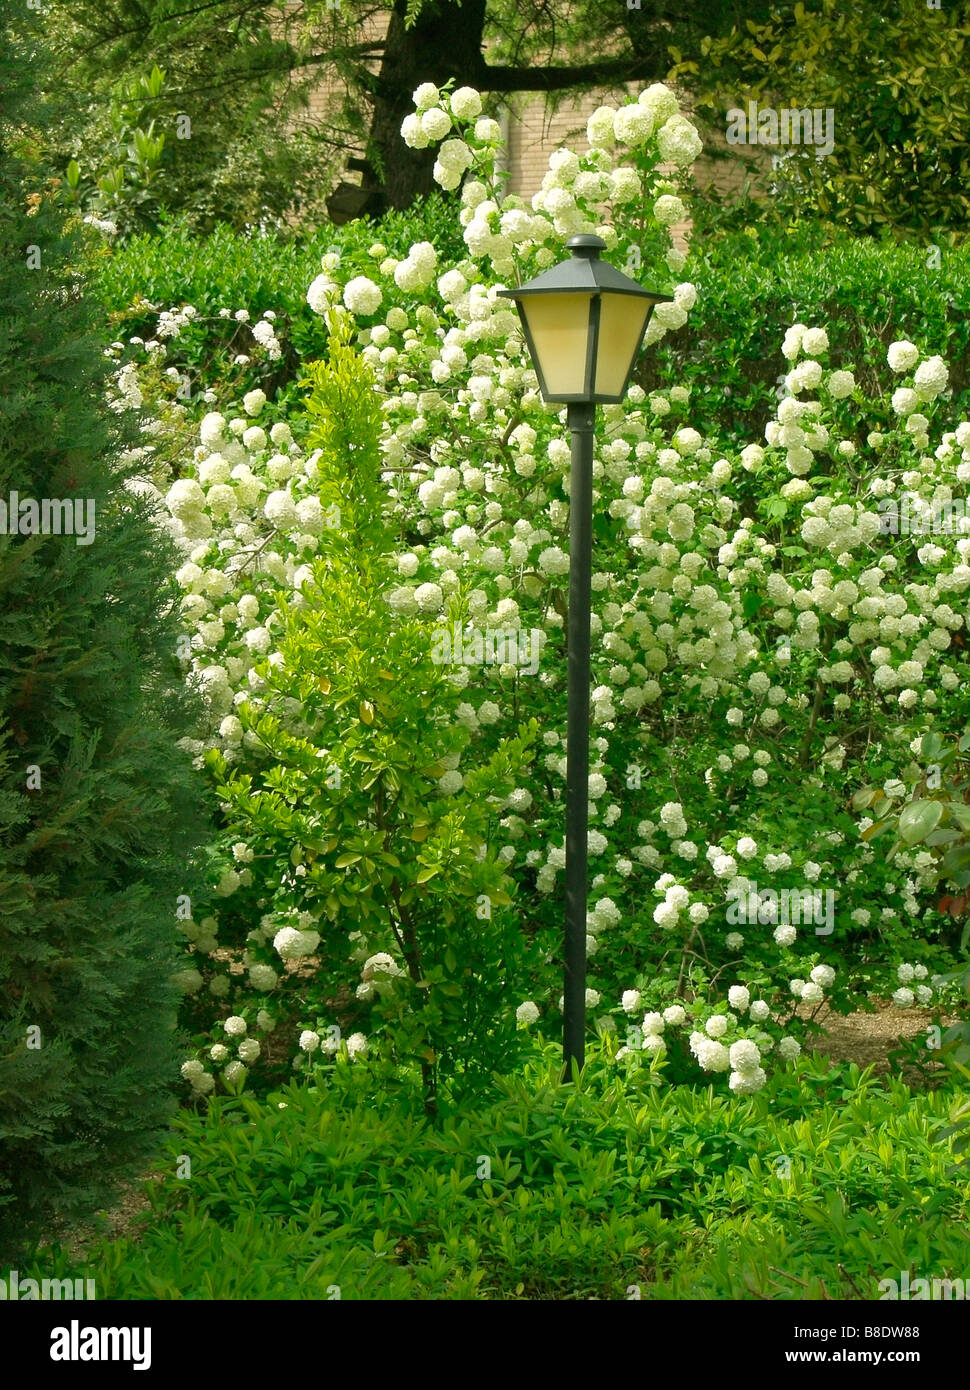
[647,227,970,446]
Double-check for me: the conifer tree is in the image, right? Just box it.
[0,5,209,1261]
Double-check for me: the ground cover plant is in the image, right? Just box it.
[21,1048,970,1300]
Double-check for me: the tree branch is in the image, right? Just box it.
[476,52,668,94]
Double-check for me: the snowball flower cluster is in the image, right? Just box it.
[343,277,383,316]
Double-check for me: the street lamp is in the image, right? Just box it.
[498,234,672,1079]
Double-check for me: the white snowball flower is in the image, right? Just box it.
[474,117,502,143]
[401,113,430,149]
[914,355,948,401]
[694,1039,730,1072]
[887,340,920,373]
[516,1001,540,1025]
[727,985,750,1012]
[729,1067,767,1095]
[655,114,703,166]
[449,86,483,120]
[622,990,642,1014]
[420,107,452,140]
[613,104,654,146]
[587,106,618,148]
[705,1014,728,1038]
[307,274,339,313]
[653,194,686,225]
[273,927,321,960]
[248,964,278,992]
[343,276,383,316]
[413,83,440,111]
[801,327,829,357]
[826,370,855,399]
[729,1039,761,1074]
[414,582,444,614]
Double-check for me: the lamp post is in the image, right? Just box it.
[498,235,671,1079]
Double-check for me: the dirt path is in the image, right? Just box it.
[796,999,955,1076]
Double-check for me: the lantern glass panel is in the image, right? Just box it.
[519,292,593,397]
[593,292,653,399]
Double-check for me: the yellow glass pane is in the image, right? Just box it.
[594,293,651,399]
[519,292,593,397]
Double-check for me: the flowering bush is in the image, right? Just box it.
[120,80,968,1099]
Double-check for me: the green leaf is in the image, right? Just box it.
[947,803,970,832]
[898,799,943,846]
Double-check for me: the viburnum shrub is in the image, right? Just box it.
[133,81,969,1101]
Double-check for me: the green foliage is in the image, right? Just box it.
[89,197,468,424]
[649,229,970,448]
[0,9,210,1263]
[199,336,542,1109]
[685,0,970,241]
[19,1047,970,1299]
[61,66,170,238]
[126,91,970,1103]
[854,729,970,1156]
[50,0,341,232]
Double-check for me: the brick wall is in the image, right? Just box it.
[502,87,770,251]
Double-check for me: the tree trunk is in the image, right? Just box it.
[360,0,671,210]
[363,0,488,210]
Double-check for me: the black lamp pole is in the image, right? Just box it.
[497,236,671,1085]
[563,399,595,1079]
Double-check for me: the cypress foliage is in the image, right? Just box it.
[0,6,209,1261]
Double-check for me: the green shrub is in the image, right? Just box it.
[120,81,970,1102]
[648,229,970,448]
[174,334,543,1111]
[0,10,209,1262]
[83,195,468,441]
